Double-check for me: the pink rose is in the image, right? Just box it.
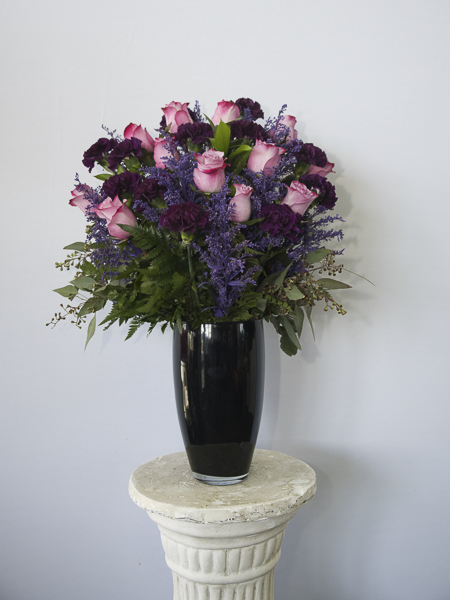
[193,149,226,193]
[124,123,154,152]
[211,100,240,125]
[94,195,137,240]
[229,184,253,222]
[281,181,318,216]
[69,187,92,215]
[161,102,193,133]
[306,161,335,177]
[247,139,286,174]
[275,115,298,142]
[153,137,180,169]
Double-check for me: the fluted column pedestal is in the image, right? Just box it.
[129,449,316,600]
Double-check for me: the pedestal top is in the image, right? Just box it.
[129,449,316,524]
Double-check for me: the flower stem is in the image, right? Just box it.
[187,245,200,308]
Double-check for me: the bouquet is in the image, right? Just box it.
[50,98,351,355]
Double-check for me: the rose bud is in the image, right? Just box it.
[153,138,180,169]
[270,115,298,142]
[306,161,335,177]
[247,139,286,174]
[94,196,137,240]
[211,100,241,125]
[69,187,93,215]
[281,181,318,216]
[124,123,154,152]
[161,102,193,134]
[229,184,253,222]
[193,149,227,193]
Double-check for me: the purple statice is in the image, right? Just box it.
[174,122,214,145]
[264,104,288,142]
[193,181,259,317]
[235,98,264,121]
[190,101,203,123]
[102,172,142,199]
[82,137,118,172]
[258,204,305,242]
[146,150,204,208]
[300,174,337,210]
[160,202,208,233]
[107,138,142,171]
[229,120,269,141]
[294,142,328,168]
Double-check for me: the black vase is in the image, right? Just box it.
[173,321,265,485]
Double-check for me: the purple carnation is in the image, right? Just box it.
[294,143,328,168]
[107,138,142,171]
[102,172,142,199]
[300,174,337,210]
[235,98,264,120]
[175,122,213,145]
[258,204,305,241]
[82,137,118,172]
[160,202,209,234]
[229,120,269,141]
[134,178,166,204]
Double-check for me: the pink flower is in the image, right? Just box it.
[247,139,286,174]
[193,149,226,193]
[124,123,154,152]
[229,184,253,222]
[306,161,335,177]
[153,137,179,169]
[281,181,318,216]
[211,100,240,125]
[69,187,92,215]
[94,196,137,240]
[276,115,298,142]
[161,102,193,133]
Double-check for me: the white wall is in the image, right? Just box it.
[1,1,449,598]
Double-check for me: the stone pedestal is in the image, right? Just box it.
[129,449,316,600]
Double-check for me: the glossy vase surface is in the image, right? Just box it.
[173,321,265,485]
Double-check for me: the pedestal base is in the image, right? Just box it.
[129,450,316,600]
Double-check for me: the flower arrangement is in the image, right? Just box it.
[50,98,352,355]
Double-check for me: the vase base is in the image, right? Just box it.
[192,472,248,486]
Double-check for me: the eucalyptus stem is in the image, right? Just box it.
[187,245,200,308]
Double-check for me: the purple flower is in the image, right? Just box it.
[102,172,142,199]
[294,143,328,168]
[82,137,118,172]
[258,204,305,241]
[134,178,166,204]
[235,98,264,120]
[300,174,337,210]
[107,138,142,171]
[229,120,269,141]
[174,122,214,145]
[160,202,209,234]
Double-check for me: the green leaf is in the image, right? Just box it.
[211,120,231,154]
[273,262,293,290]
[305,248,331,264]
[281,316,302,350]
[94,173,113,181]
[203,114,217,132]
[85,314,96,350]
[316,278,352,290]
[228,144,253,162]
[124,156,141,170]
[53,285,78,298]
[293,305,304,337]
[70,275,96,291]
[280,333,298,356]
[78,297,106,317]
[284,285,305,301]
[256,298,267,313]
[305,305,315,340]
[231,150,251,175]
[63,242,85,252]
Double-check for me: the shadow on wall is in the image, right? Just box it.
[274,444,388,600]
